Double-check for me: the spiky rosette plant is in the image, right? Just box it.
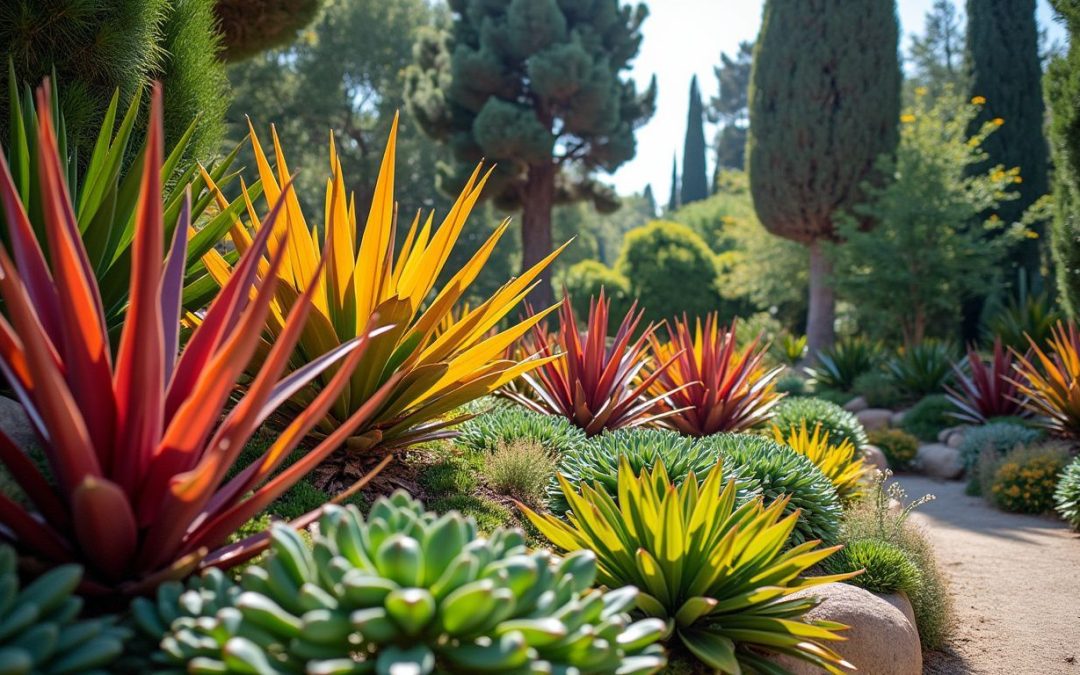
[771,397,870,450]
[455,405,588,455]
[647,313,783,435]
[0,85,392,596]
[201,117,562,452]
[1055,456,1080,531]
[0,545,130,673]
[155,493,668,674]
[523,458,857,674]
[548,427,759,516]
[771,422,870,501]
[1013,321,1080,437]
[946,338,1029,424]
[504,290,684,436]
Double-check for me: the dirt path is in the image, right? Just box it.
[897,475,1080,674]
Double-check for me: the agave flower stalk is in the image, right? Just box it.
[945,337,1029,424]
[1013,321,1080,437]
[200,117,562,452]
[0,84,393,596]
[505,290,686,435]
[647,313,783,435]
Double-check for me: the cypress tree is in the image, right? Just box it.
[668,153,680,212]
[966,0,1049,282]
[747,0,901,355]
[1046,0,1080,317]
[642,184,657,217]
[405,0,656,306]
[681,75,709,205]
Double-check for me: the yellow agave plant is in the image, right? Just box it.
[771,422,870,500]
[200,116,563,451]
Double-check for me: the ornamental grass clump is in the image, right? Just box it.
[0,85,389,596]
[156,493,668,674]
[946,338,1029,424]
[771,422,870,500]
[646,313,784,435]
[524,458,857,674]
[201,117,563,452]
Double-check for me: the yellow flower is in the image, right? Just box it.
[989,213,1001,222]
[914,86,928,97]
[972,95,987,105]
[1014,175,1023,184]
[992,117,1005,126]
[900,113,916,123]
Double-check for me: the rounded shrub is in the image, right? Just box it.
[771,396,869,450]
[549,427,758,515]
[901,394,955,441]
[867,428,920,470]
[722,434,843,545]
[456,405,587,455]
[853,370,904,409]
[563,259,632,324]
[989,444,1071,514]
[1054,456,1080,530]
[959,422,1042,472]
[823,538,922,595]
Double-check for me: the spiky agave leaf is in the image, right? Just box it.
[1013,321,1080,437]
[0,83,390,596]
[771,421,869,500]
[946,337,1029,424]
[199,117,563,452]
[522,457,858,674]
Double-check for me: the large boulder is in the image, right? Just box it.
[843,396,868,413]
[855,408,892,432]
[0,396,36,451]
[861,444,889,473]
[916,443,964,480]
[766,583,921,675]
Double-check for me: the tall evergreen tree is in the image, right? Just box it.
[642,184,657,217]
[668,153,680,212]
[711,40,754,173]
[748,0,901,355]
[680,75,709,205]
[909,0,968,96]
[404,0,656,305]
[966,0,1049,282]
[1046,0,1080,318]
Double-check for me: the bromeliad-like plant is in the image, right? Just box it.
[946,338,1029,424]
[771,422,869,501]
[0,85,392,595]
[888,340,956,398]
[200,118,560,451]
[646,314,783,436]
[523,458,857,674]
[505,290,684,436]
[808,336,883,391]
[1013,321,1080,437]
[155,493,668,674]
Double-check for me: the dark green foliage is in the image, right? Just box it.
[418,456,479,495]
[775,373,808,396]
[771,397,870,450]
[901,394,956,441]
[959,422,1041,472]
[809,337,883,392]
[711,40,753,173]
[1054,455,1080,530]
[966,0,1050,280]
[0,545,129,673]
[1046,0,1080,319]
[680,75,708,205]
[214,0,322,62]
[853,371,903,409]
[455,406,588,456]
[405,0,656,304]
[823,538,922,596]
[667,153,679,212]
[723,434,842,545]
[616,220,722,325]
[867,428,920,469]
[548,428,759,516]
[984,285,1064,352]
[888,341,956,398]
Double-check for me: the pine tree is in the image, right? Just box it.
[909,0,968,96]
[711,40,753,173]
[1046,0,1080,317]
[681,75,709,205]
[668,153,680,212]
[967,1,1049,282]
[748,0,901,355]
[404,0,656,305]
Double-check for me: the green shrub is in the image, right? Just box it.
[823,538,922,595]
[959,422,1042,472]
[156,495,668,673]
[455,406,588,456]
[563,259,632,323]
[901,394,955,441]
[807,387,857,406]
[989,443,1071,514]
[723,434,843,545]
[775,372,808,396]
[809,336,883,391]
[549,427,758,515]
[771,396,869,449]
[853,370,904,409]
[888,341,956,398]
[1054,456,1080,530]
[482,440,558,506]
[867,428,920,470]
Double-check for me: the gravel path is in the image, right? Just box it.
[898,475,1080,674]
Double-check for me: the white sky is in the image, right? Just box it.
[611,0,1066,202]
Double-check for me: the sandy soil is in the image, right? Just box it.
[897,475,1080,674]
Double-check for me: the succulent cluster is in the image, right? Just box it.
[157,493,667,674]
[771,421,870,501]
[772,396,869,450]
[1055,456,1080,530]
[456,406,588,455]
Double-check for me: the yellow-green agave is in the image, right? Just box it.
[772,421,870,500]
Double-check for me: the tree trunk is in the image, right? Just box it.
[806,240,836,360]
[521,162,556,308]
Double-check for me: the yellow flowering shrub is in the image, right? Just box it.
[989,443,1071,514]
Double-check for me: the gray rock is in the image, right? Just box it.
[855,408,893,432]
[843,396,869,413]
[862,444,889,473]
[916,443,964,480]
[946,430,965,449]
[0,396,36,450]
[766,583,921,675]
[890,409,908,427]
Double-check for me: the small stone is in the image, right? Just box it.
[0,396,36,451]
[862,444,888,473]
[765,583,921,675]
[891,409,908,426]
[946,430,965,449]
[916,443,964,480]
[855,408,892,432]
[843,396,869,413]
